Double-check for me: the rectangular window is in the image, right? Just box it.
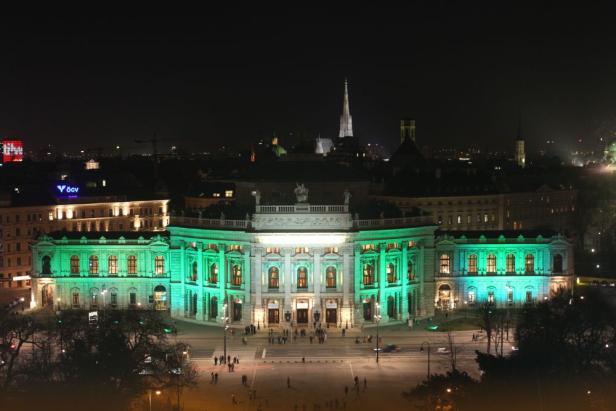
[110,292,118,307]
[129,292,137,306]
[225,190,233,198]
[525,290,533,303]
[72,292,80,307]
[108,256,118,275]
[294,247,309,254]
[155,256,164,275]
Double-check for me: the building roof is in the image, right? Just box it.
[42,231,169,241]
[436,229,560,240]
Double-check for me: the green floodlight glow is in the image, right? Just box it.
[427,325,439,331]
[164,327,173,334]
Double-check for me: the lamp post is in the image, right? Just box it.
[420,341,431,380]
[148,389,161,411]
[374,302,382,364]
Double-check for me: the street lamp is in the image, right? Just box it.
[222,302,229,364]
[420,341,431,380]
[101,289,107,309]
[148,389,161,411]
[374,302,382,363]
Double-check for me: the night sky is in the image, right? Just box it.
[2,5,616,154]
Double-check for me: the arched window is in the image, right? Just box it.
[387,263,396,283]
[89,256,99,275]
[363,264,375,285]
[525,254,534,273]
[553,254,563,273]
[154,285,167,310]
[42,256,51,275]
[70,255,80,275]
[525,289,533,303]
[467,287,477,305]
[90,288,99,307]
[209,263,218,284]
[231,265,242,286]
[326,266,336,288]
[154,256,165,275]
[486,254,496,274]
[488,288,496,304]
[468,254,477,274]
[407,260,414,280]
[127,255,137,275]
[109,288,118,308]
[439,254,450,274]
[506,254,515,273]
[210,297,218,319]
[191,261,198,282]
[71,288,80,308]
[387,296,396,319]
[297,267,308,288]
[268,266,279,288]
[108,255,118,275]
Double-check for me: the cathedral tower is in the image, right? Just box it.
[339,78,354,138]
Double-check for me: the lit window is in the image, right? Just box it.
[488,290,495,304]
[108,256,118,275]
[231,265,242,286]
[361,244,375,252]
[209,263,218,283]
[70,256,80,274]
[89,256,99,275]
[325,247,339,254]
[265,247,280,255]
[127,256,137,275]
[407,240,416,248]
[525,254,534,273]
[486,254,496,273]
[525,290,533,303]
[326,266,336,288]
[407,260,414,281]
[483,214,489,223]
[387,263,396,283]
[363,264,375,285]
[468,254,477,274]
[155,256,165,275]
[506,254,515,273]
[295,247,309,254]
[439,254,450,274]
[507,289,514,305]
[457,215,461,224]
[297,267,308,288]
[225,190,234,198]
[190,261,198,282]
[268,266,279,288]
[72,292,80,308]
[468,289,476,304]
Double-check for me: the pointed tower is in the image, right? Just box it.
[515,114,526,168]
[339,78,354,138]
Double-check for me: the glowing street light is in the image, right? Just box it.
[148,389,162,411]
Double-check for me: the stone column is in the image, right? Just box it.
[179,243,186,318]
[313,249,321,316]
[254,250,262,327]
[354,247,361,324]
[378,242,387,320]
[401,244,409,319]
[284,249,292,315]
[343,247,352,328]
[197,243,204,320]
[218,245,226,324]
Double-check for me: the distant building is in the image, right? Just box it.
[400,119,416,144]
[339,79,353,138]
[515,139,526,168]
[315,137,333,155]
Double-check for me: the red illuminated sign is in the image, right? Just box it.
[2,140,24,163]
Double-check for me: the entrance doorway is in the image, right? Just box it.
[153,285,167,310]
[297,309,308,324]
[268,308,279,324]
[326,308,337,324]
[41,284,53,308]
[233,301,242,321]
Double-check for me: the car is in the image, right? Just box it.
[435,347,450,354]
[511,345,519,351]
[373,344,401,353]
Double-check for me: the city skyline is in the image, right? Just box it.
[2,6,616,154]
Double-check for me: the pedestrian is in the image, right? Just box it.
[354,376,358,387]
[211,372,214,383]
[227,355,231,364]
[344,386,348,396]
[342,329,345,337]
[310,335,313,344]
[237,357,240,364]
[232,393,237,405]
[215,372,218,383]
[287,376,291,388]
[214,356,218,365]
[363,378,367,391]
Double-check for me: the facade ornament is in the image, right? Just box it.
[343,188,351,205]
[294,183,309,203]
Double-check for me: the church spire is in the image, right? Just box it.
[339,78,354,138]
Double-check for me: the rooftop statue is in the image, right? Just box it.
[294,183,309,203]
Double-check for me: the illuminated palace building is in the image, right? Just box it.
[31,188,574,328]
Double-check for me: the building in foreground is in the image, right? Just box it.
[31,190,574,328]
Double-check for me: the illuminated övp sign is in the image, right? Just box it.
[56,184,80,197]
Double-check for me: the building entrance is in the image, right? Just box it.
[268,308,279,324]
[363,302,372,321]
[297,309,308,324]
[326,308,337,324]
